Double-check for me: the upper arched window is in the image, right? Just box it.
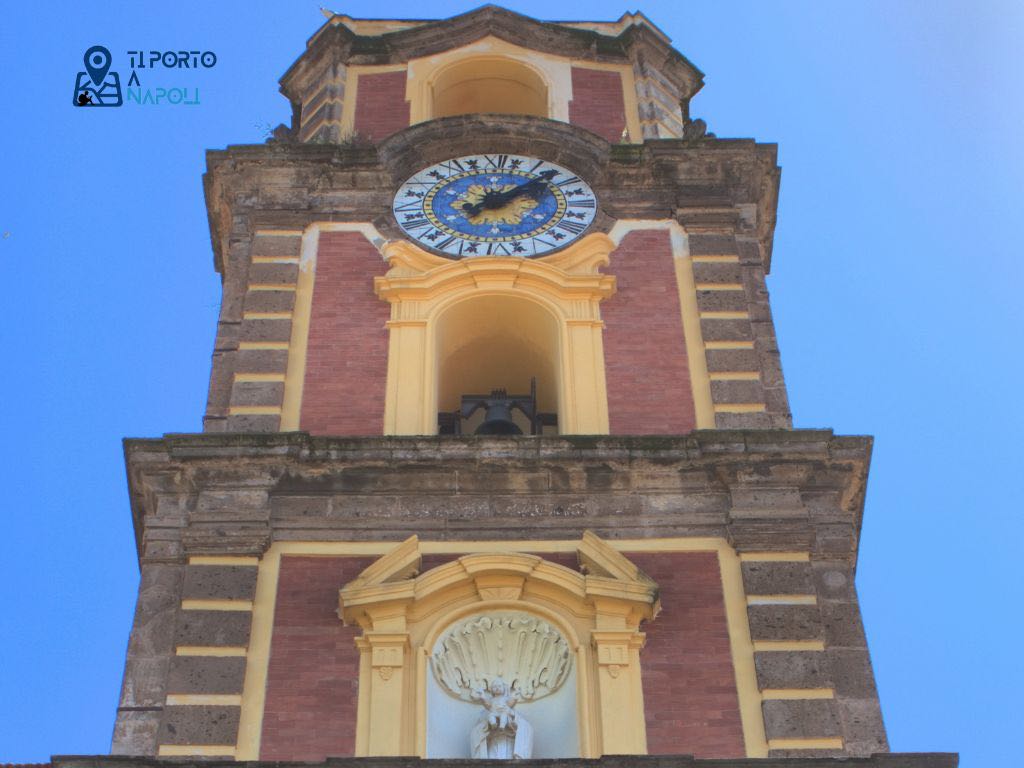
[432,57,548,119]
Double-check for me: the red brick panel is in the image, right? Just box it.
[353,71,410,142]
[629,551,745,758]
[602,229,697,434]
[568,67,627,143]
[299,232,390,435]
[260,556,373,760]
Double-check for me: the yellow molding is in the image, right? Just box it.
[403,37,645,140]
[700,311,750,320]
[376,235,615,435]
[281,224,316,433]
[716,547,770,758]
[761,688,835,700]
[238,341,289,350]
[236,545,285,760]
[767,738,844,750]
[189,555,261,566]
[260,537,733,557]
[233,373,286,384]
[691,255,740,263]
[753,640,826,652]
[227,406,283,416]
[166,694,243,706]
[710,372,761,381]
[705,340,755,350]
[695,283,744,291]
[181,599,253,612]
[157,745,237,757]
[280,224,388,432]
[740,552,810,562]
[714,403,767,413]
[235,536,769,759]
[746,595,818,606]
[252,256,300,264]
[242,311,293,320]
[254,229,304,237]
[176,646,248,657]
[248,284,297,291]
[609,219,715,429]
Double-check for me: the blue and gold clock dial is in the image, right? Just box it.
[393,154,598,258]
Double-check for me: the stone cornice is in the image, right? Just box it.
[279,5,704,104]
[123,430,873,567]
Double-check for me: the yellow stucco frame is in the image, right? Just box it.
[337,532,658,758]
[334,37,644,142]
[374,234,616,435]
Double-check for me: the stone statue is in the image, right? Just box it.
[431,612,572,759]
[469,677,533,759]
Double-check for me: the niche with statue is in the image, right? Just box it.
[426,611,579,758]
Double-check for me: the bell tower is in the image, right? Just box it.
[97,8,955,768]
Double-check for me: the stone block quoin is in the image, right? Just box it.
[741,556,887,757]
[207,232,302,433]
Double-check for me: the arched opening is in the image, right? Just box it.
[435,294,560,434]
[432,57,548,119]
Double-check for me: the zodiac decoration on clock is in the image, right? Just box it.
[393,155,597,258]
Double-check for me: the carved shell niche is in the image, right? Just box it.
[431,612,572,702]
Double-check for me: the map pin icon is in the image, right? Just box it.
[84,45,112,86]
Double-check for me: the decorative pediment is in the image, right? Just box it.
[339,531,659,757]
[338,531,658,629]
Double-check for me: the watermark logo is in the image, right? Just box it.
[72,46,217,107]
[73,45,122,107]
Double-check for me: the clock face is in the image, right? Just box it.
[392,154,598,258]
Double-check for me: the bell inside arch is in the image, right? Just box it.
[475,395,523,435]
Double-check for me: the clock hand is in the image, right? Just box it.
[461,170,558,216]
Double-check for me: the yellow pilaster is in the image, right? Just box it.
[357,632,413,756]
[591,630,648,754]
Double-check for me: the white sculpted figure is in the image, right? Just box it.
[469,677,533,759]
[430,613,571,759]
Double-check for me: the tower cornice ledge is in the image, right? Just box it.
[123,430,872,566]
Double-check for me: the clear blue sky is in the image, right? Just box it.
[1,2,1020,766]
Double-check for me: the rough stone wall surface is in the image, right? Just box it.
[353,71,410,142]
[111,564,185,756]
[299,232,390,435]
[630,552,745,758]
[260,555,371,760]
[602,229,696,434]
[568,67,627,143]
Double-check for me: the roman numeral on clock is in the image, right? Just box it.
[403,218,432,232]
[484,154,508,169]
[569,198,596,208]
[556,219,587,235]
[441,159,466,175]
